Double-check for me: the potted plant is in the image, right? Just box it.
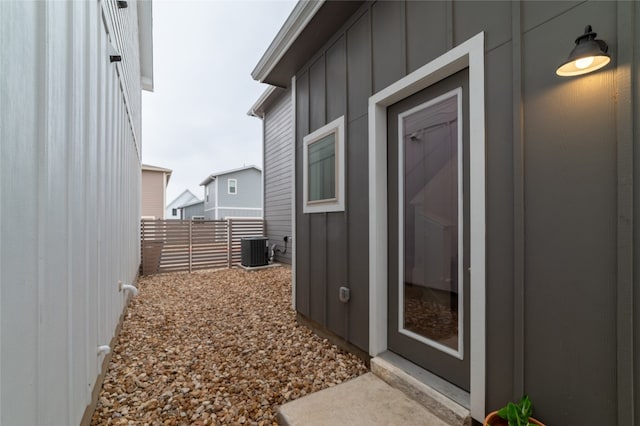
[483,395,545,426]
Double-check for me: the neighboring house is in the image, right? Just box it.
[249,86,294,264]
[252,1,639,425]
[166,189,200,219]
[178,200,205,219]
[0,1,153,425]
[141,164,172,219]
[200,165,263,219]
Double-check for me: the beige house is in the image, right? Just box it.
[141,164,172,219]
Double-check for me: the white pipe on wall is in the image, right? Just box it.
[121,284,138,297]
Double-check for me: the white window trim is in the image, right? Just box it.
[228,179,237,195]
[302,115,345,213]
[368,32,485,419]
[291,75,297,310]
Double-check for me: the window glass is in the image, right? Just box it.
[308,134,336,201]
[302,116,345,213]
[228,179,237,194]
[401,92,461,352]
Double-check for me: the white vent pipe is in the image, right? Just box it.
[118,281,139,296]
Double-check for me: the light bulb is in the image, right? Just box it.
[575,56,595,69]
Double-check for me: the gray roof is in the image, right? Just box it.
[199,165,262,186]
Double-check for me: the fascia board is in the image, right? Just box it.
[137,0,154,92]
[251,0,324,83]
[247,85,281,117]
[142,164,172,173]
[200,176,216,186]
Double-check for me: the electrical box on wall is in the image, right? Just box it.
[339,286,350,303]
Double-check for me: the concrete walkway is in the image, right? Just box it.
[277,373,450,426]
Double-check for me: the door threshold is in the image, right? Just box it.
[372,351,471,425]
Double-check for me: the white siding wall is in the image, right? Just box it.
[166,191,199,220]
[0,1,144,424]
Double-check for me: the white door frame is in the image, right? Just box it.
[367,32,486,419]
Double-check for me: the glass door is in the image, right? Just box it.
[387,68,470,391]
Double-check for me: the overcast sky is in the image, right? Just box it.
[141,0,296,204]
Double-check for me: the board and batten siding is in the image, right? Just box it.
[290,1,638,424]
[263,88,294,264]
[0,1,147,424]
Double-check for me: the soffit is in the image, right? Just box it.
[137,0,154,92]
[252,1,364,88]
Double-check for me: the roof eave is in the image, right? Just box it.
[247,86,282,118]
[251,1,364,88]
[178,200,204,209]
[142,164,172,173]
[200,175,215,186]
[137,0,154,92]
[251,0,324,84]
[201,166,262,184]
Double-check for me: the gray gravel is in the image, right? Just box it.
[91,267,368,425]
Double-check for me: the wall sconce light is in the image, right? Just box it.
[556,25,610,76]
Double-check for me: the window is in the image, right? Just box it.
[228,179,237,195]
[172,208,177,216]
[303,116,345,213]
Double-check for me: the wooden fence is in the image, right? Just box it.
[140,218,265,275]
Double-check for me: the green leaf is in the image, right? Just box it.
[519,395,533,418]
[495,396,535,426]
[497,405,509,419]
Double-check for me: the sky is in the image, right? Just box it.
[141,0,297,204]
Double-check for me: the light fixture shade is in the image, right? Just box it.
[556,25,610,76]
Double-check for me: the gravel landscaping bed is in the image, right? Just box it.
[91,267,368,425]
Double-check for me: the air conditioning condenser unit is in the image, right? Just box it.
[241,237,268,267]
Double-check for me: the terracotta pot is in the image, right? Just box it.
[483,411,545,426]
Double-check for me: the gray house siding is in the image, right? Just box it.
[288,1,637,424]
[216,168,262,213]
[203,181,217,219]
[263,88,294,264]
[217,207,261,218]
[181,201,205,219]
[202,167,262,219]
